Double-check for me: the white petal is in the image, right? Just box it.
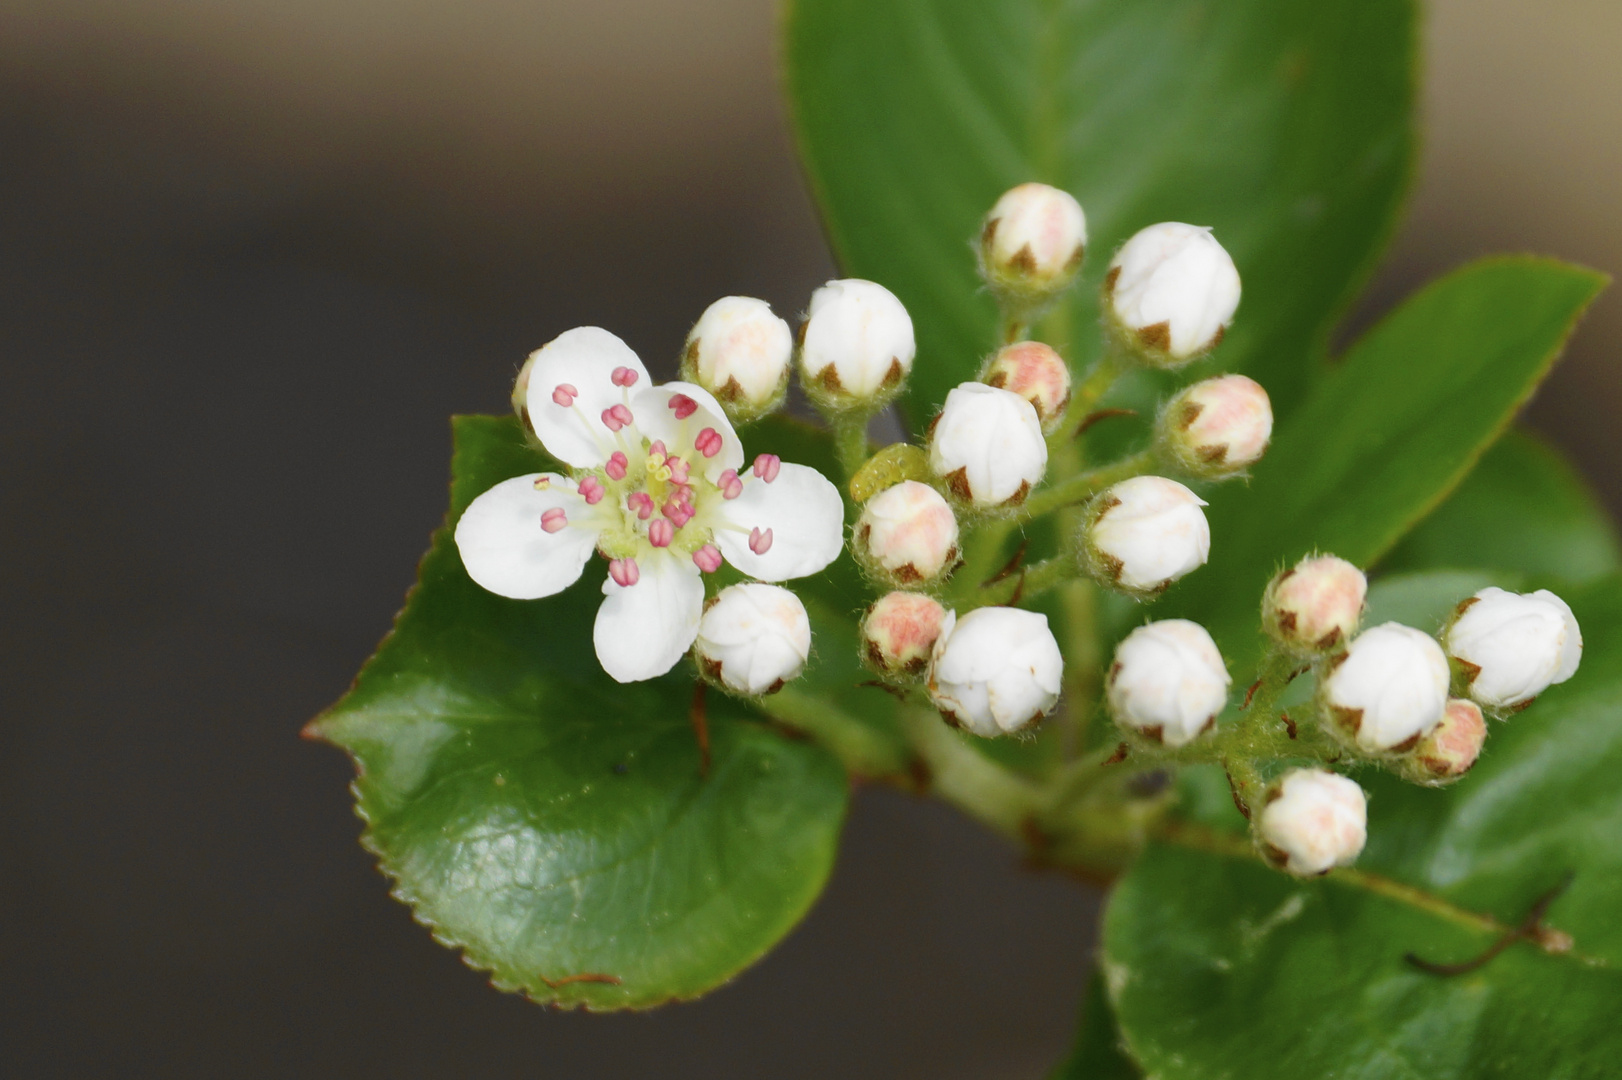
[631,381,745,478]
[592,549,705,683]
[522,327,650,468]
[454,473,600,599]
[716,462,845,582]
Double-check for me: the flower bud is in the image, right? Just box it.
[1257,769,1367,877]
[1080,476,1209,597]
[926,607,1063,737]
[1106,620,1229,747]
[1104,222,1240,366]
[1399,698,1487,786]
[981,340,1072,432]
[854,480,960,584]
[1321,623,1449,754]
[977,183,1087,310]
[694,584,811,696]
[679,296,793,421]
[1262,554,1367,654]
[798,279,916,405]
[861,591,949,678]
[1444,587,1582,713]
[927,383,1048,509]
[1157,374,1272,478]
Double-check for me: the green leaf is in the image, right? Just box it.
[1050,966,1143,1080]
[1104,572,1622,1078]
[785,0,1415,420]
[310,416,850,1009]
[1162,257,1606,675]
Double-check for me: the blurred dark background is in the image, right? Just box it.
[1,1,1616,1076]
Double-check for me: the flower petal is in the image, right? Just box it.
[716,462,844,582]
[593,548,705,683]
[454,473,601,599]
[631,381,744,478]
[522,327,650,468]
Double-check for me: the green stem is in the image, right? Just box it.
[1017,450,1155,522]
[968,552,1078,610]
[898,707,1043,839]
[759,688,912,779]
[1051,345,1126,449]
[831,411,871,483]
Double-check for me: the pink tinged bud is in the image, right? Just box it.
[982,341,1072,430]
[605,451,629,480]
[719,469,743,499]
[540,507,568,533]
[611,365,639,387]
[601,404,634,432]
[648,519,674,548]
[669,394,698,420]
[695,427,723,458]
[608,557,640,587]
[626,492,654,520]
[693,544,724,573]
[1264,554,1367,653]
[752,453,782,482]
[749,527,774,555]
[1405,699,1487,785]
[855,480,960,583]
[1160,374,1273,478]
[1257,769,1367,877]
[861,591,948,677]
[578,476,605,505]
[552,383,578,407]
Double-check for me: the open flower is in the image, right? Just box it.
[457,326,845,683]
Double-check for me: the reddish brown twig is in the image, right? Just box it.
[1102,742,1129,766]
[1406,871,1575,976]
[1075,408,1138,437]
[983,539,1030,586]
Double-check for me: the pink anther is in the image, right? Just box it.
[601,404,634,432]
[608,557,640,588]
[604,451,629,481]
[718,469,743,500]
[626,492,654,520]
[668,393,698,420]
[540,507,568,533]
[748,526,774,556]
[662,500,695,528]
[611,366,640,388]
[667,456,691,484]
[693,544,723,573]
[752,453,781,482]
[552,383,578,407]
[695,427,723,459]
[648,519,674,548]
[578,476,605,505]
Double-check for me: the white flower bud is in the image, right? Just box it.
[1105,222,1241,366]
[854,480,960,584]
[1106,620,1230,747]
[1262,554,1367,654]
[1081,476,1210,597]
[798,279,916,404]
[978,183,1087,308]
[1444,587,1582,712]
[1257,769,1367,877]
[1400,698,1487,786]
[861,591,949,678]
[1321,623,1449,753]
[927,383,1048,509]
[680,296,793,421]
[926,607,1063,737]
[981,340,1072,431]
[694,583,811,696]
[1157,374,1272,478]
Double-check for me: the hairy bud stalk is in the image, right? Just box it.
[1105,222,1240,367]
[798,279,916,409]
[1080,475,1210,598]
[1257,769,1367,877]
[1157,374,1272,479]
[1321,623,1449,754]
[694,584,812,696]
[977,183,1087,315]
[1444,587,1582,713]
[680,296,793,422]
[1106,620,1230,747]
[927,607,1063,737]
[861,591,949,679]
[853,480,960,585]
[1262,554,1367,655]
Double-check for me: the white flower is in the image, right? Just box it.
[798,279,916,402]
[861,591,949,678]
[928,383,1048,508]
[1402,698,1488,786]
[1105,222,1241,365]
[854,480,960,584]
[981,340,1072,431]
[456,326,845,684]
[927,607,1063,737]
[1257,769,1367,877]
[1322,622,1449,753]
[1106,620,1230,747]
[1445,587,1582,712]
[1262,554,1367,653]
[1158,374,1272,478]
[680,296,793,420]
[693,583,811,695]
[1082,475,1209,596]
[978,183,1087,303]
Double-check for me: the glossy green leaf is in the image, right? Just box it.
[1050,966,1142,1080]
[310,416,849,1009]
[785,0,1415,421]
[1105,573,1622,1078]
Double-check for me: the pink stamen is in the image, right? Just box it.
[667,456,690,484]
[749,527,774,556]
[649,440,667,457]
[669,394,698,420]
[540,507,568,533]
[752,453,781,482]
[552,383,578,407]
[608,557,640,587]
[648,519,674,548]
[693,544,723,573]
[718,469,743,500]
[611,366,639,387]
[601,404,634,432]
[662,500,695,528]
[695,427,723,459]
[578,476,605,505]
[605,451,629,480]
[626,492,654,520]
